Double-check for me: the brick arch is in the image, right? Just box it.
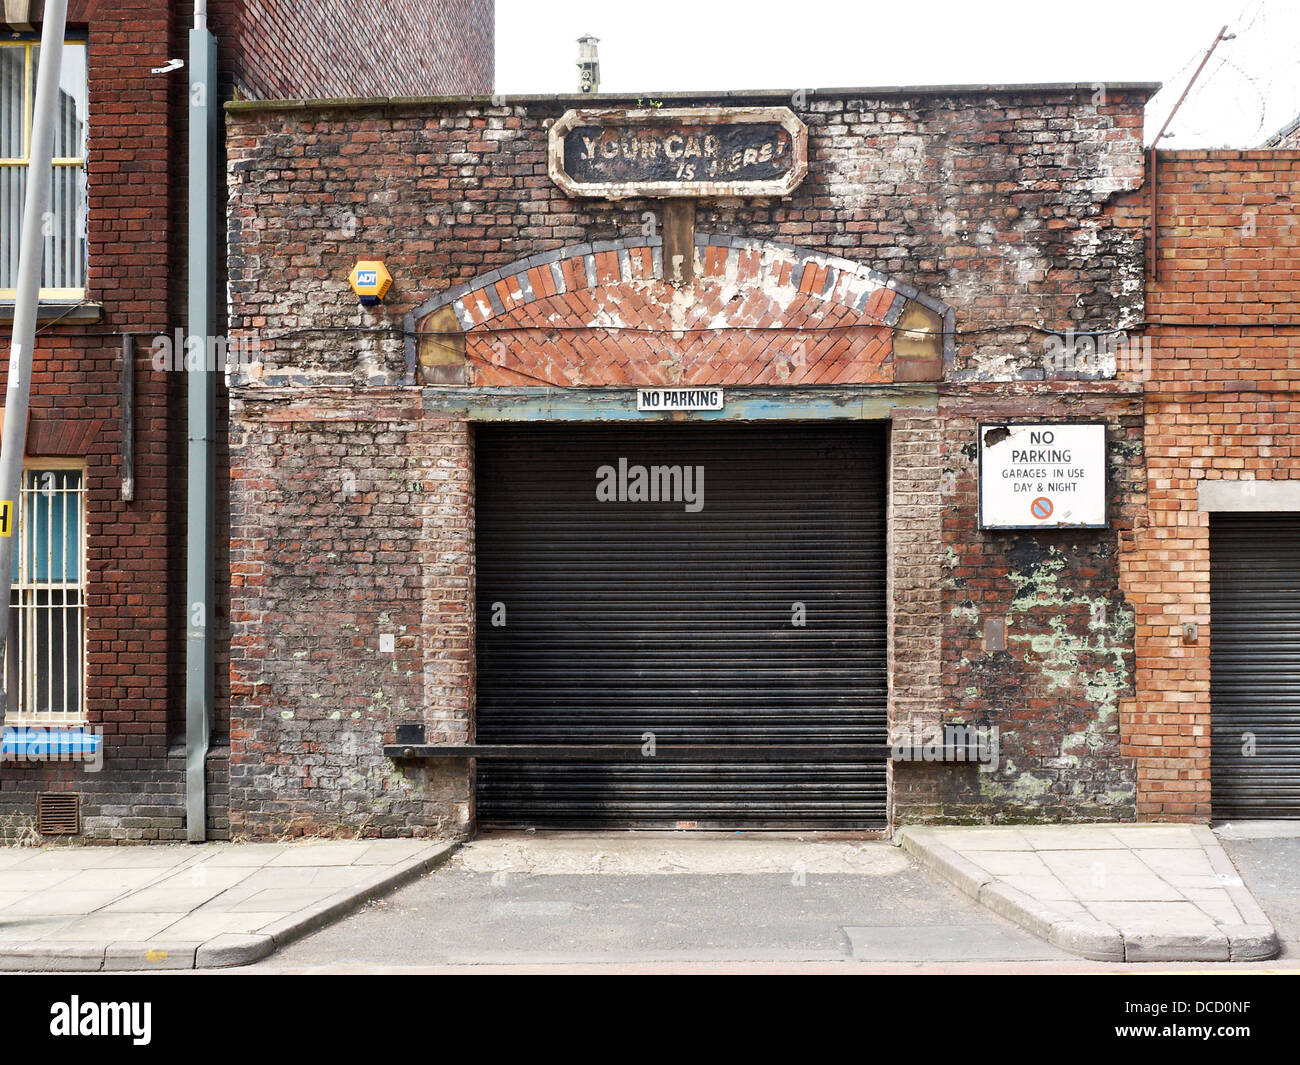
[405,235,953,387]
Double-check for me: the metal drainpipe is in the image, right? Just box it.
[186,0,217,841]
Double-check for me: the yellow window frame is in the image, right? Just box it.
[0,39,87,302]
[6,457,88,727]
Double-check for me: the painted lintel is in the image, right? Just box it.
[421,385,936,422]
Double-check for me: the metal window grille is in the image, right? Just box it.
[0,39,88,299]
[4,467,85,723]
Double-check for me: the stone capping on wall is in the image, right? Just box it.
[1198,479,1300,512]
[222,82,1163,114]
[402,235,956,385]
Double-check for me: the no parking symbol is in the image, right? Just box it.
[1030,496,1053,521]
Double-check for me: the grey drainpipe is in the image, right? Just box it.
[186,0,217,841]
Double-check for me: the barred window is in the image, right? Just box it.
[5,466,85,723]
[0,38,88,299]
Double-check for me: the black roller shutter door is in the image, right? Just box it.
[1211,513,1300,819]
[474,422,888,829]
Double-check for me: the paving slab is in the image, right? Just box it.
[898,824,1280,963]
[45,913,187,943]
[0,838,459,970]
[99,886,233,913]
[0,869,80,892]
[160,912,286,939]
[0,916,74,940]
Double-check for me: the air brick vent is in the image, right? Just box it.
[36,793,81,836]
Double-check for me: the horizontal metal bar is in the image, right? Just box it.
[384,743,894,763]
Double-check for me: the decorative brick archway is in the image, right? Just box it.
[404,235,953,388]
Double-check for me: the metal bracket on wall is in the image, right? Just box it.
[384,744,893,762]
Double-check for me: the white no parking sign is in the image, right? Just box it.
[978,422,1108,529]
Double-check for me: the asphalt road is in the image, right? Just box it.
[1217,823,1300,960]
[249,834,1065,969]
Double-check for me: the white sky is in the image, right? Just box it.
[495,0,1300,147]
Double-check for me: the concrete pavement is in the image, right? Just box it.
[0,824,1290,971]
[0,838,457,970]
[898,823,1279,962]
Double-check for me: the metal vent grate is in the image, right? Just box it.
[36,793,80,836]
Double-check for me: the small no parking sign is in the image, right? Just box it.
[978,422,1107,530]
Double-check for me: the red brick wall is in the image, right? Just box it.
[0,0,491,842]
[1120,149,1300,820]
[0,1,197,840]
[417,239,915,388]
[209,0,494,100]
[886,408,946,821]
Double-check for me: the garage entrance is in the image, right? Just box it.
[474,422,888,829]
[1211,513,1300,819]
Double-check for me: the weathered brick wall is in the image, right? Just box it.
[225,87,1152,833]
[225,89,1148,385]
[209,0,494,100]
[228,395,473,837]
[886,407,946,820]
[416,238,904,388]
[927,388,1145,822]
[166,0,495,764]
[1120,150,1300,820]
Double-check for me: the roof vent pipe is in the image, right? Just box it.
[577,34,599,94]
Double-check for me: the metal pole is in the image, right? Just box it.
[0,0,70,765]
[1150,25,1231,149]
[186,4,217,841]
[121,335,135,501]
